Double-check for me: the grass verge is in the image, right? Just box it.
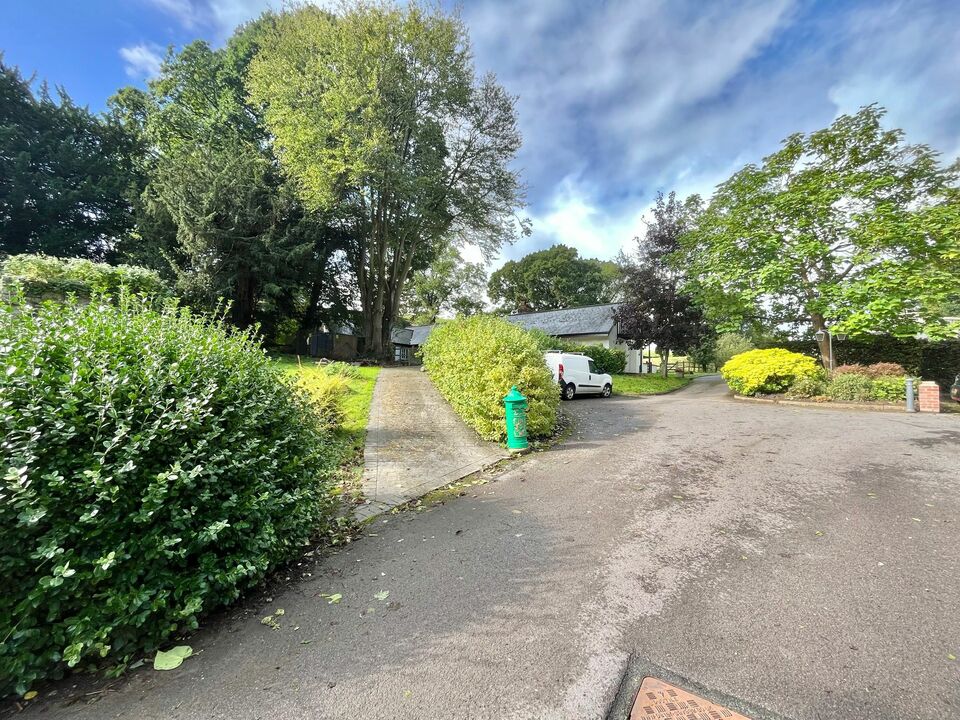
[273,356,381,500]
[612,373,693,395]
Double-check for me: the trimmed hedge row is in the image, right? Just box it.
[1,254,166,301]
[0,295,340,696]
[764,336,960,388]
[421,316,559,441]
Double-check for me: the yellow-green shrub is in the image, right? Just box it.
[420,316,559,441]
[294,371,348,429]
[721,348,822,396]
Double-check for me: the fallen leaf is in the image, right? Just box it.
[815,531,824,536]
[153,646,193,671]
[911,517,922,522]
[948,653,956,661]
[374,590,390,601]
[23,691,37,701]
[326,593,342,604]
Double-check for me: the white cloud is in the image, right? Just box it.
[146,0,202,28]
[135,0,960,270]
[144,0,312,40]
[119,43,165,79]
[463,0,960,267]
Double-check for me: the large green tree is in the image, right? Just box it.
[0,61,135,259]
[685,105,960,367]
[488,244,619,313]
[402,244,487,324]
[114,19,350,335]
[247,2,527,357]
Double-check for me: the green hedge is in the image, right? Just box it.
[765,335,960,388]
[526,330,626,374]
[421,316,559,441]
[1,254,166,301]
[0,295,340,695]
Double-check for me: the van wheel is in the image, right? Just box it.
[562,383,576,401]
[601,384,612,398]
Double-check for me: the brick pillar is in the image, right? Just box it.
[918,381,940,413]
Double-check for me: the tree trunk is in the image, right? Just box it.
[660,348,670,378]
[232,270,256,329]
[295,277,324,355]
[810,312,831,370]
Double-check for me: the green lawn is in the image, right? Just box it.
[611,373,692,395]
[273,356,380,493]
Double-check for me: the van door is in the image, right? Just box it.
[581,358,603,394]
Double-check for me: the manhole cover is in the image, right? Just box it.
[630,676,751,719]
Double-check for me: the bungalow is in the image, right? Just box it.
[385,304,652,372]
[503,303,648,373]
[390,324,434,363]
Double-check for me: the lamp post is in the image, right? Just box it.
[814,328,847,372]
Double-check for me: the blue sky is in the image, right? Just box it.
[3,0,959,267]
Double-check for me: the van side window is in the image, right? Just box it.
[588,360,598,374]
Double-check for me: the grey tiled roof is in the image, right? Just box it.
[391,324,435,346]
[504,303,619,336]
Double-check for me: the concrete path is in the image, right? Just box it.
[18,377,960,720]
[357,367,508,520]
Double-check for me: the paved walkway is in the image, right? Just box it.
[357,367,508,520]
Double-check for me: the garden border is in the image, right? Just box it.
[732,394,906,413]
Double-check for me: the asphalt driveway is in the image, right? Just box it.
[18,377,960,719]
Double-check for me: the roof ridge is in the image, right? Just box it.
[505,302,620,318]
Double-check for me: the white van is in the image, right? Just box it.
[544,351,613,400]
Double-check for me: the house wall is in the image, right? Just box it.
[392,344,423,365]
[559,333,610,347]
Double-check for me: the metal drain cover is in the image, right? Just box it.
[630,676,751,719]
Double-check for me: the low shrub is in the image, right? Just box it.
[714,332,756,366]
[0,294,340,695]
[834,362,907,379]
[870,376,908,402]
[322,361,361,381]
[827,373,874,402]
[864,362,907,378]
[297,372,349,428]
[833,364,868,376]
[420,315,559,441]
[721,348,822,396]
[785,375,828,399]
[1,254,166,300]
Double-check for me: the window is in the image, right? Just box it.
[395,346,409,362]
[588,360,598,374]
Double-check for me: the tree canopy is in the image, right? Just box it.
[0,61,134,259]
[615,193,709,375]
[684,105,960,366]
[401,245,487,325]
[488,244,618,313]
[247,2,527,357]
[108,19,352,338]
